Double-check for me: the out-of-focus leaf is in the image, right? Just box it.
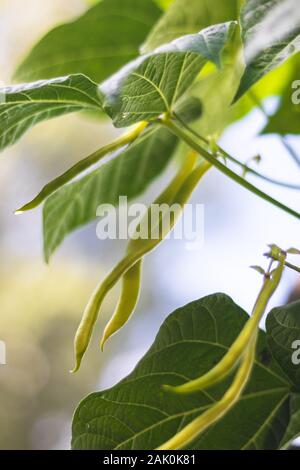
[0,74,101,152]
[14,0,162,83]
[234,0,300,101]
[43,127,177,261]
[143,0,240,52]
[154,0,174,10]
[263,58,300,135]
[99,22,237,127]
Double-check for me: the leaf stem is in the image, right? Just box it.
[284,261,300,274]
[161,118,300,220]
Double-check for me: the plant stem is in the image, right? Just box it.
[284,261,300,274]
[173,112,300,190]
[162,118,300,220]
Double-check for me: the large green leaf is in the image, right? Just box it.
[266,300,300,388]
[99,21,237,127]
[14,0,162,83]
[234,0,300,101]
[0,74,101,152]
[43,126,177,261]
[72,294,291,450]
[143,0,240,52]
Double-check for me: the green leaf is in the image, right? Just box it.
[280,394,300,448]
[234,0,300,101]
[72,294,291,450]
[262,57,300,135]
[0,74,101,152]
[266,300,300,388]
[181,31,296,138]
[14,0,162,83]
[143,0,240,52]
[43,126,177,261]
[99,21,237,128]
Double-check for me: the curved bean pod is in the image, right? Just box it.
[165,253,286,394]
[100,260,143,350]
[157,335,257,450]
[100,151,200,349]
[16,121,148,213]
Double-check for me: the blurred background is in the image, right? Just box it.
[0,0,299,449]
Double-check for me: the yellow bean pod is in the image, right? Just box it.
[164,253,286,394]
[157,335,257,450]
[100,260,143,350]
[72,153,211,372]
[100,150,200,349]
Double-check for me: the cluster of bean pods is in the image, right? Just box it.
[72,150,211,372]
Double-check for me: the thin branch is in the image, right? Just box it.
[173,113,300,191]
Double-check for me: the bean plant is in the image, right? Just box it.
[1,0,300,450]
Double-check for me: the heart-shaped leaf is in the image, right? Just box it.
[72,294,291,450]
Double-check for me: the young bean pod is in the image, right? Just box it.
[72,153,211,372]
[100,260,143,350]
[164,252,286,394]
[15,121,148,213]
